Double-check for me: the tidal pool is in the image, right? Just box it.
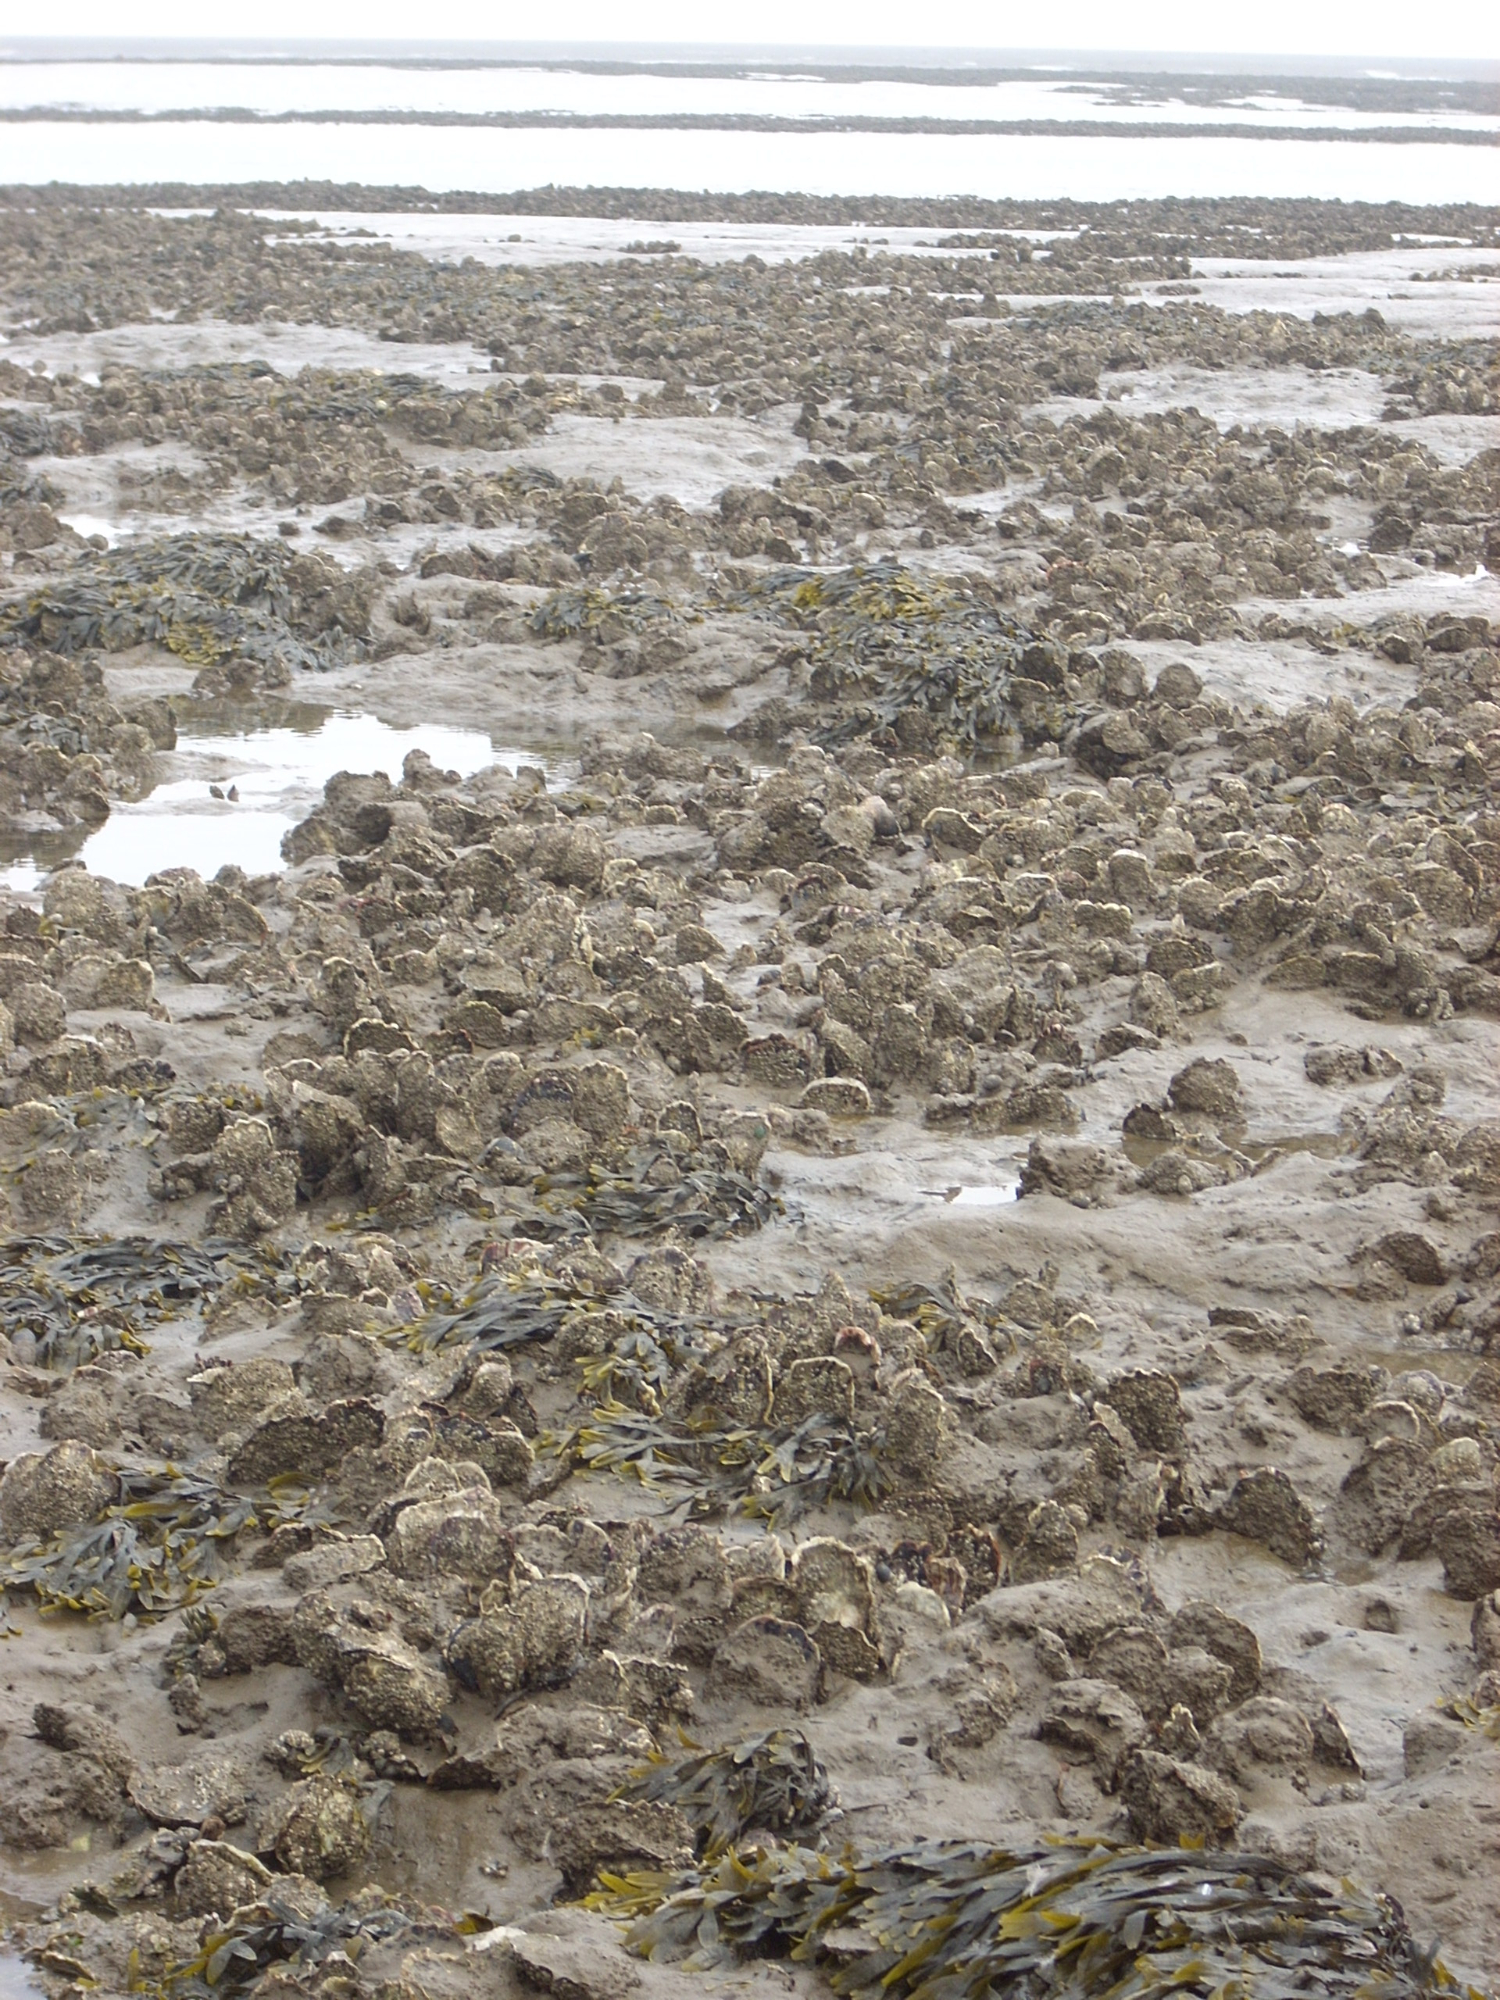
[930,1180,1023,1206]
[3,707,560,892]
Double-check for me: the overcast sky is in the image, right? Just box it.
[17,2,1500,63]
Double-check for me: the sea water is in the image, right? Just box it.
[0,49,1495,202]
[0,121,1494,203]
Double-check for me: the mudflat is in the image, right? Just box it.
[0,188,1497,2000]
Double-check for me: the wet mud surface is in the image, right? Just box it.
[0,190,1498,2000]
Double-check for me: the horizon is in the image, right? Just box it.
[1,39,1497,81]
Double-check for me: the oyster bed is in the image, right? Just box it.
[0,188,1497,2000]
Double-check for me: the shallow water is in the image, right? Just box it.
[265,211,1083,270]
[0,316,502,388]
[932,1181,1023,1206]
[1,122,1495,204]
[1178,247,1500,335]
[1,217,1492,355]
[3,63,1495,135]
[1094,364,1390,432]
[268,219,1500,340]
[0,1955,41,2000]
[0,708,558,893]
[493,409,804,511]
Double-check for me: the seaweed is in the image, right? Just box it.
[0,531,360,673]
[534,1150,779,1241]
[139,1893,419,2000]
[162,1600,221,1680]
[726,561,1041,746]
[872,1276,973,1336]
[550,1405,886,1526]
[389,1267,723,1400]
[556,1399,705,1493]
[1437,1694,1500,1741]
[576,1315,712,1411]
[529,584,696,641]
[869,1276,1014,1369]
[616,1731,834,1860]
[0,1235,224,1371]
[736,1411,888,1523]
[2,1464,258,1620]
[388,1268,581,1357]
[589,1836,1488,1999]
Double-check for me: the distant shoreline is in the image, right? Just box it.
[3,184,1496,234]
[0,108,1492,146]
[1,43,1498,83]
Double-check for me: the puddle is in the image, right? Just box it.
[0,1954,42,2000]
[928,1181,1022,1206]
[0,707,564,892]
[492,409,804,511]
[1181,247,1500,334]
[1112,364,1387,433]
[54,512,117,546]
[1115,633,1418,718]
[1343,1342,1481,1384]
[0,862,43,897]
[1121,1131,1351,1171]
[0,1846,80,1920]
[1243,1133,1355,1163]
[0,317,496,389]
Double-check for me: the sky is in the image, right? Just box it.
[14,2,1500,64]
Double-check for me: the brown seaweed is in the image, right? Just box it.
[590,1835,1486,1999]
[616,1730,834,1860]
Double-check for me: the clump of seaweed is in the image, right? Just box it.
[530,584,695,641]
[389,1263,721,1376]
[589,1836,1487,1999]
[141,1893,420,2000]
[550,1404,886,1526]
[388,1267,582,1357]
[0,531,362,672]
[728,561,1040,746]
[734,1412,888,1523]
[535,1148,779,1241]
[0,1235,224,1371]
[616,1731,833,1860]
[2,1463,257,1619]
[870,1276,1016,1373]
[575,1316,712,1411]
[1438,1694,1500,1741]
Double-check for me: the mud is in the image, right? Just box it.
[0,189,1497,2000]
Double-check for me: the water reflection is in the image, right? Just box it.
[0,706,560,893]
[1,124,1495,207]
[929,1181,1022,1207]
[0,1952,41,2000]
[0,1955,42,2000]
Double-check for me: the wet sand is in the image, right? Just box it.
[0,188,1498,1998]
